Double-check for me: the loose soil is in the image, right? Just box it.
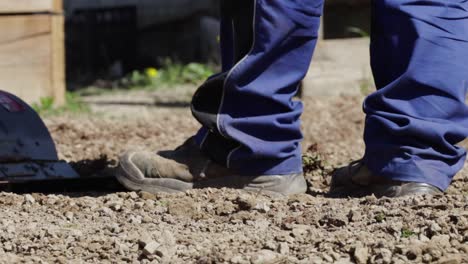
[0,88,466,263]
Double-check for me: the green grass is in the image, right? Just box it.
[32,92,90,116]
[401,228,416,238]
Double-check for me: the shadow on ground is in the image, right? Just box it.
[1,157,125,195]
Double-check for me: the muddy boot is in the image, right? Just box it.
[116,137,307,195]
[330,160,442,197]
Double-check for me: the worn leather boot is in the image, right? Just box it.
[330,160,442,197]
[116,137,307,195]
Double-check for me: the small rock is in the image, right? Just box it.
[142,241,161,256]
[70,229,83,238]
[379,248,393,263]
[139,191,156,200]
[230,255,245,264]
[347,210,362,222]
[138,234,153,247]
[155,246,171,258]
[353,246,368,264]
[263,240,276,250]
[437,255,461,264]
[322,253,334,262]
[128,192,139,199]
[117,243,129,254]
[254,202,271,213]
[419,233,430,242]
[142,215,153,223]
[319,214,348,227]
[291,225,309,238]
[87,243,101,252]
[430,222,443,233]
[426,246,443,260]
[6,226,15,234]
[406,246,421,261]
[307,256,324,264]
[431,235,451,248]
[365,195,378,204]
[458,244,468,253]
[24,194,35,204]
[3,243,13,251]
[236,194,256,210]
[107,223,121,234]
[161,230,176,246]
[55,256,67,264]
[278,242,289,255]
[108,202,122,211]
[64,211,74,221]
[99,207,113,216]
[251,250,279,264]
[274,233,294,243]
[330,252,342,261]
[129,215,142,224]
[134,202,145,209]
[422,253,433,263]
[334,258,353,264]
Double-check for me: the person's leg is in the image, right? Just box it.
[117,0,324,195]
[193,0,252,149]
[333,0,468,197]
[192,0,324,176]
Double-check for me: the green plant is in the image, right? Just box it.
[64,92,89,113]
[375,212,386,223]
[130,70,154,87]
[302,144,328,174]
[118,60,215,90]
[346,27,370,38]
[155,60,214,86]
[32,97,55,114]
[32,92,90,116]
[180,63,214,83]
[401,228,415,238]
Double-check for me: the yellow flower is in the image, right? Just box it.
[145,67,158,78]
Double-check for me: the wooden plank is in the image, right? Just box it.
[0,15,51,43]
[0,15,53,104]
[50,15,65,106]
[0,0,62,14]
[52,0,63,13]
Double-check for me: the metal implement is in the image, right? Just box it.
[0,90,79,184]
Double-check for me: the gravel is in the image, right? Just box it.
[0,90,466,263]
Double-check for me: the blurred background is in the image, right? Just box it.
[64,0,370,87]
[0,0,371,107]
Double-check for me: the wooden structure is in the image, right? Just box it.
[0,0,65,105]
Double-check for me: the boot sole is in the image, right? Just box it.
[116,151,307,195]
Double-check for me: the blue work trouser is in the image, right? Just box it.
[191,0,468,190]
[192,0,323,176]
[364,0,468,191]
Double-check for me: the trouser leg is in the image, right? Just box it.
[364,0,468,190]
[192,0,324,175]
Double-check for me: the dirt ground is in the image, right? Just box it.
[0,87,466,264]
